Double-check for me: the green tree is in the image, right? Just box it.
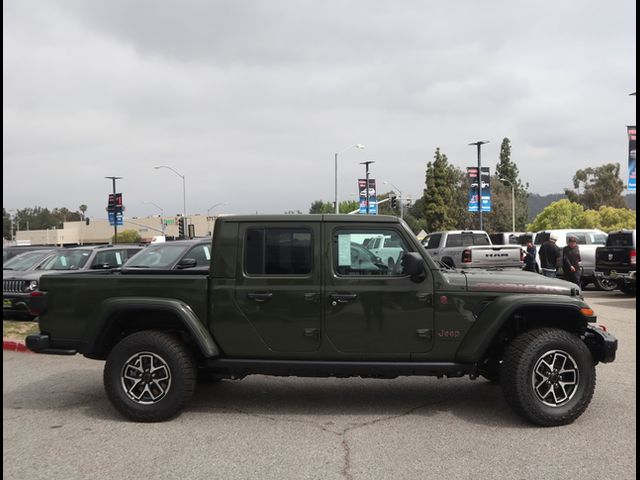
[527,200,588,231]
[596,206,636,231]
[79,204,88,220]
[421,148,469,231]
[487,137,529,232]
[112,229,141,244]
[309,200,359,214]
[565,163,626,210]
[3,209,11,240]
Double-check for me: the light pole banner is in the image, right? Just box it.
[628,126,636,191]
[480,167,491,212]
[358,179,378,214]
[467,167,479,212]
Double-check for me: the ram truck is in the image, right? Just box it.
[595,229,636,294]
[421,230,524,269]
[26,215,617,426]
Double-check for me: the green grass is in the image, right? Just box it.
[3,320,39,340]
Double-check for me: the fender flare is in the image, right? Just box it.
[83,297,220,358]
[455,294,591,363]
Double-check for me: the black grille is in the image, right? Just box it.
[3,280,27,293]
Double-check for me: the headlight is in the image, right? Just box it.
[25,280,38,292]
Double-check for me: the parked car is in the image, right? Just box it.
[3,244,142,320]
[595,229,636,295]
[3,245,56,264]
[533,229,612,290]
[121,238,211,273]
[421,230,523,269]
[3,249,58,273]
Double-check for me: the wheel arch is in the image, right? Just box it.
[456,296,591,364]
[82,298,220,360]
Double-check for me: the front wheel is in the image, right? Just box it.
[104,330,196,422]
[501,328,595,426]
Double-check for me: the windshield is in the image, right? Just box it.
[124,244,189,268]
[39,250,92,271]
[3,251,53,270]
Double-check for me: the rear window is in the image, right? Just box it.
[534,233,550,245]
[606,233,634,247]
[245,228,312,275]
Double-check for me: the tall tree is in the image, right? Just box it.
[79,204,88,220]
[565,163,626,209]
[422,149,469,231]
[3,209,11,240]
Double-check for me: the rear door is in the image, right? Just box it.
[233,223,322,353]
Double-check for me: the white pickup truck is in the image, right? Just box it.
[361,234,405,271]
[421,230,524,269]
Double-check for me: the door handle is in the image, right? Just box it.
[416,329,432,339]
[247,292,273,303]
[329,293,358,306]
[303,328,320,337]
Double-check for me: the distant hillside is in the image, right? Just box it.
[527,193,636,220]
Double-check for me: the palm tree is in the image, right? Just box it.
[79,204,88,220]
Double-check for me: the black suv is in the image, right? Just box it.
[3,244,143,320]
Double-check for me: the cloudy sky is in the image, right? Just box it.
[3,0,636,219]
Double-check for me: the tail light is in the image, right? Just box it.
[631,249,636,266]
[462,249,472,263]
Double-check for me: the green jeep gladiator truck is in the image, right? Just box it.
[26,215,617,426]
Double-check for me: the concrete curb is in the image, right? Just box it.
[3,339,31,353]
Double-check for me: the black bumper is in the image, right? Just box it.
[584,325,618,364]
[25,334,77,355]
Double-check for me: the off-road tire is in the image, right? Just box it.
[501,328,595,427]
[594,276,617,291]
[104,330,196,422]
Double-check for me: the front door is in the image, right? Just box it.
[324,224,435,359]
[234,223,322,353]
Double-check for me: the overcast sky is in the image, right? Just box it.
[3,0,636,219]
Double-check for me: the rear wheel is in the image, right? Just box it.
[594,276,617,291]
[501,328,595,426]
[104,330,196,422]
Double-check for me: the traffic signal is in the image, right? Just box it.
[390,195,398,209]
[178,217,185,238]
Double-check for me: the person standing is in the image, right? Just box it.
[538,234,561,278]
[562,235,582,285]
[523,239,537,272]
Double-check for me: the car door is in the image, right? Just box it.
[233,223,322,353]
[324,223,435,359]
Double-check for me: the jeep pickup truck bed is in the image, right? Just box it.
[27,215,617,426]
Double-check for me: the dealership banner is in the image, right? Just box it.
[628,126,636,191]
[467,167,491,212]
[480,166,491,212]
[467,167,479,211]
[358,178,377,214]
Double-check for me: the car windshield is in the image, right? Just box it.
[124,244,189,268]
[39,250,92,271]
[3,251,53,270]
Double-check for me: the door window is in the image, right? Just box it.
[335,229,409,276]
[245,228,312,275]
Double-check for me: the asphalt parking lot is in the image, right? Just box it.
[3,289,636,480]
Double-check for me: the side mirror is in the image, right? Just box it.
[401,252,426,283]
[176,258,198,269]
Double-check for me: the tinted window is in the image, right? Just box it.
[184,244,211,267]
[461,233,490,246]
[245,229,312,275]
[92,250,125,268]
[445,234,462,248]
[535,233,550,245]
[606,233,634,247]
[489,234,504,245]
[567,233,588,245]
[424,234,442,249]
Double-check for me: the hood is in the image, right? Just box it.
[463,269,578,296]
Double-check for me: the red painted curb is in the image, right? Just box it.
[3,339,31,353]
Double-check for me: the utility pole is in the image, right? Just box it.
[105,176,123,243]
[468,141,489,230]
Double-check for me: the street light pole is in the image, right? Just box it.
[468,141,489,231]
[360,161,375,214]
[207,202,228,235]
[499,178,515,232]
[383,180,404,219]
[154,165,186,233]
[105,176,123,243]
[335,144,364,214]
